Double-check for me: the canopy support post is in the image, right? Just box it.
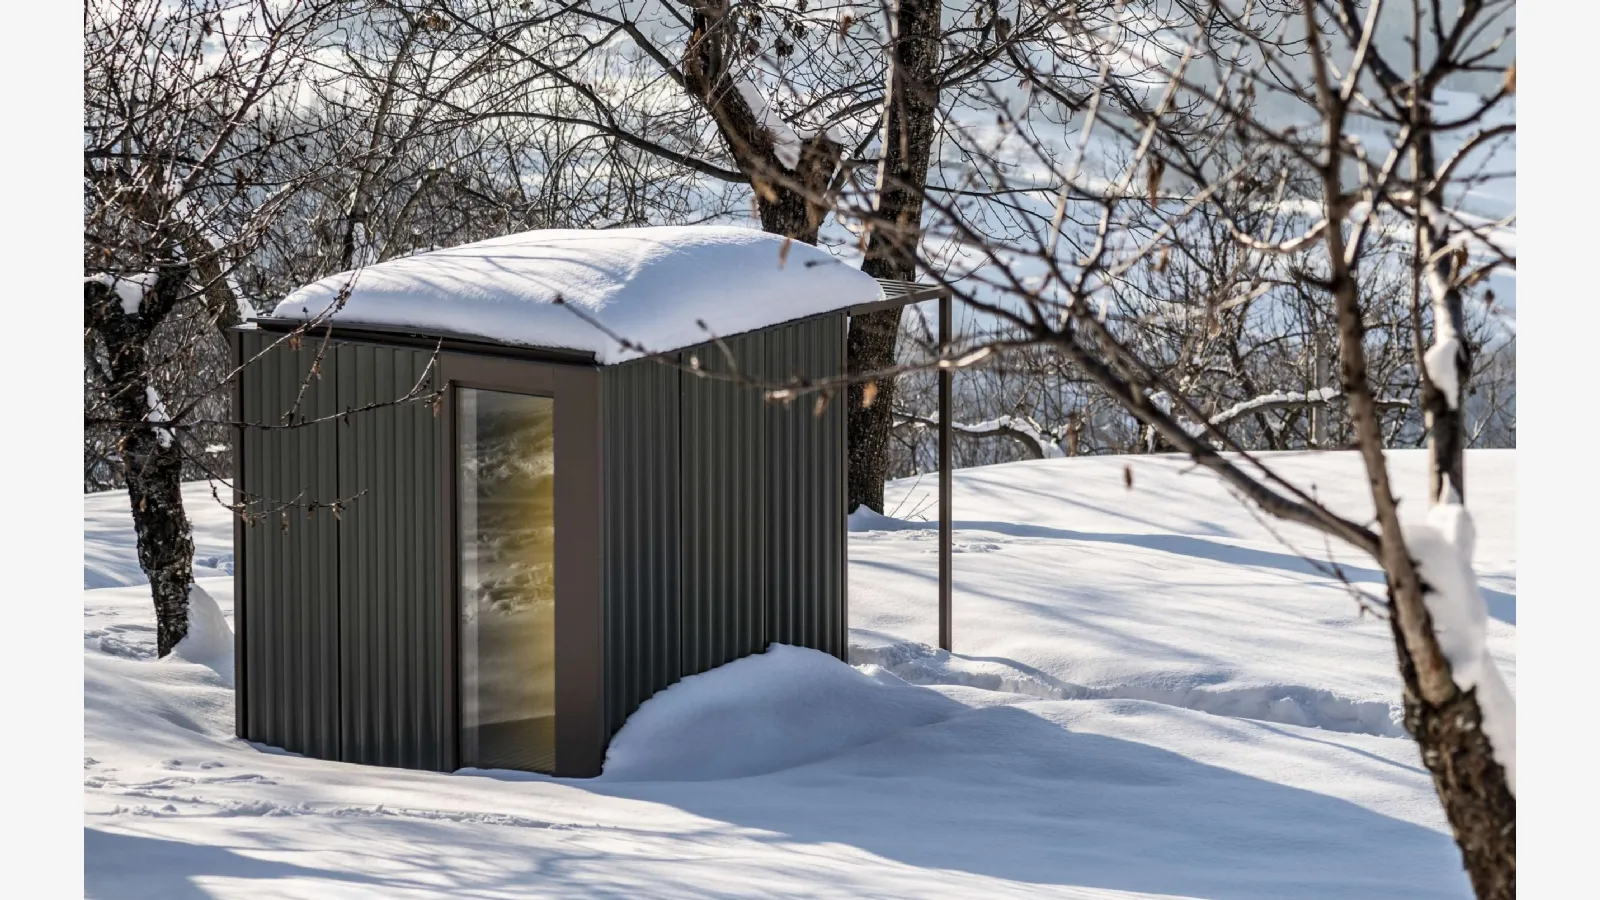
[938,291,953,653]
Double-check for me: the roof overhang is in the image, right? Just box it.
[247,279,949,364]
[850,279,952,316]
[244,316,602,366]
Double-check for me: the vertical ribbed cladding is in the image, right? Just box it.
[335,342,448,770]
[826,314,848,657]
[237,330,340,760]
[592,315,849,745]
[679,330,771,678]
[762,315,847,660]
[599,358,682,738]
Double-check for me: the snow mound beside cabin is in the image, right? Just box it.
[270,225,884,364]
[599,644,964,781]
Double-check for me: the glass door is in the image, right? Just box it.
[457,388,557,772]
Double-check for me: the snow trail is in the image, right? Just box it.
[851,639,1406,737]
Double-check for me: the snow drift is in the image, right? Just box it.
[270,225,884,364]
[167,583,233,669]
[599,644,963,781]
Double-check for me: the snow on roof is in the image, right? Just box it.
[270,225,885,364]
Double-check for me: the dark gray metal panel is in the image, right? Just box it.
[599,358,682,738]
[762,315,848,660]
[336,342,448,771]
[230,330,246,739]
[240,312,847,774]
[237,330,341,760]
[680,330,771,678]
[597,314,850,740]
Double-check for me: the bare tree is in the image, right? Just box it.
[752,0,1517,890]
[84,0,341,655]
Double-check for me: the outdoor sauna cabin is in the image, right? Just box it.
[230,225,939,777]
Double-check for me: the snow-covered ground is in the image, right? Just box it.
[849,450,1516,734]
[83,449,1512,898]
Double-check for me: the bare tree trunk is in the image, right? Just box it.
[1406,135,1507,900]
[682,3,840,245]
[1320,164,1514,900]
[849,0,942,512]
[124,428,198,658]
[753,139,844,243]
[87,273,198,657]
[1415,143,1472,503]
[1337,269,1514,898]
[1401,669,1516,899]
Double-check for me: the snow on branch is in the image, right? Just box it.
[86,272,159,316]
[894,410,1068,460]
[1405,499,1516,794]
[1207,387,1410,430]
[145,386,175,449]
[736,81,804,170]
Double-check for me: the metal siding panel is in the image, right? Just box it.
[315,342,342,756]
[759,316,847,660]
[237,333,446,771]
[412,350,445,771]
[413,350,433,768]
[241,331,265,743]
[334,342,445,770]
[234,331,340,759]
[399,350,417,767]
[335,343,361,764]
[824,315,847,658]
[338,343,367,765]
[600,315,850,748]
[599,359,682,738]
[273,347,291,749]
[231,330,247,739]
[376,347,394,762]
[676,331,769,679]
[279,341,301,751]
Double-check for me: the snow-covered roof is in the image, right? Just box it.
[269,225,886,364]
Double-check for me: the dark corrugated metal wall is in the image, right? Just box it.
[761,317,847,657]
[600,357,683,739]
[238,330,341,760]
[243,313,846,760]
[601,314,848,736]
[334,343,448,770]
[680,327,772,677]
[237,333,446,769]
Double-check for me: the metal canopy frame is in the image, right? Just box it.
[937,290,953,652]
[855,279,955,653]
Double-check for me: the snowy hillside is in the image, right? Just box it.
[83,450,1512,898]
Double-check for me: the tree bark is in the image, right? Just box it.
[682,3,840,244]
[849,0,943,512]
[1401,671,1517,899]
[87,272,198,657]
[124,424,198,658]
[1415,136,1472,504]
